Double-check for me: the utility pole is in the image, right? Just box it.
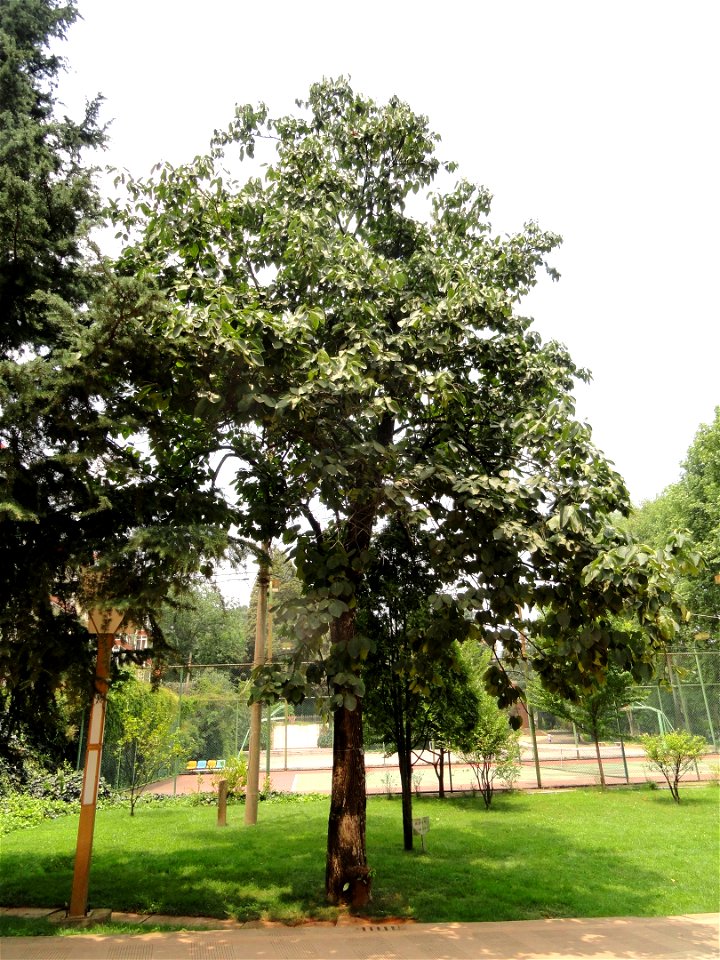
[245,542,270,825]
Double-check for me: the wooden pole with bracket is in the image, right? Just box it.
[68,607,125,918]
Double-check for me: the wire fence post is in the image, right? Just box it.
[172,665,184,798]
[284,700,289,770]
[695,646,717,749]
[616,705,630,783]
[527,700,542,789]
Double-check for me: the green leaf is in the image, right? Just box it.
[328,599,348,618]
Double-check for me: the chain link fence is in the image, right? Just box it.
[624,650,719,747]
[99,664,333,790]
[97,648,719,794]
[522,648,719,788]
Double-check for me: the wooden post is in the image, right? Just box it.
[68,632,113,917]
[217,780,228,827]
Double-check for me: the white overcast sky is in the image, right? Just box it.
[57,0,718,513]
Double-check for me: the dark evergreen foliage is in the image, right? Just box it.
[0,0,104,349]
[0,1,237,766]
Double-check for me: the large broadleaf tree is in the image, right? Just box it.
[629,408,719,635]
[114,79,694,902]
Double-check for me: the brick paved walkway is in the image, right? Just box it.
[1,912,718,959]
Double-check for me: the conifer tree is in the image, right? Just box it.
[0,1,235,765]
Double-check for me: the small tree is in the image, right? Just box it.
[421,668,481,800]
[456,643,520,809]
[110,678,192,814]
[458,697,521,809]
[530,660,646,788]
[641,731,707,802]
[360,521,477,848]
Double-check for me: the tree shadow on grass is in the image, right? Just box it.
[2,789,716,924]
[0,804,333,922]
[366,789,718,922]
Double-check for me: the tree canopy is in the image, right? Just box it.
[0,0,103,350]
[629,408,719,638]
[159,585,247,670]
[111,77,696,901]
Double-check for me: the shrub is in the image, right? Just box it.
[0,757,24,797]
[25,762,112,804]
[0,757,120,834]
[213,754,248,798]
[641,731,707,802]
[317,725,333,748]
[0,791,76,835]
[496,751,521,791]
[188,789,217,807]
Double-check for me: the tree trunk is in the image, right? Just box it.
[324,495,382,905]
[398,741,414,851]
[326,697,371,905]
[429,744,447,797]
[593,734,606,788]
[480,759,493,809]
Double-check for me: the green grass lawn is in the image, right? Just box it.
[1,786,717,925]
